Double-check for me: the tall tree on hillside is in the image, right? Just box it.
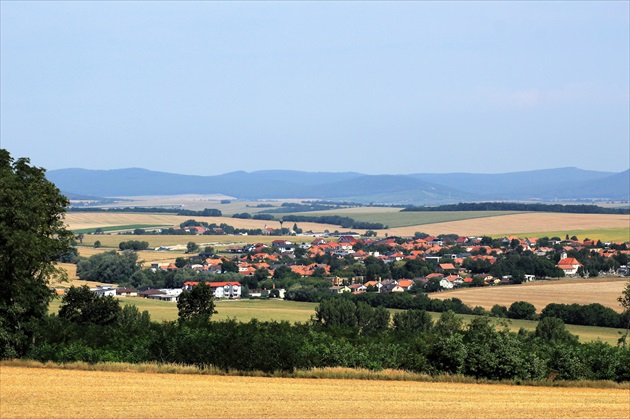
[0,149,74,357]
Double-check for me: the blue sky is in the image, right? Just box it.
[1,2,628,175]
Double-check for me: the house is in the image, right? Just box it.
[557,256,583,276]
[146,288,183,302]
[183,281,242,299]
[348,283,367,293]
[397,279,414,291]
[91,286,116,297]
[439,278,454,290]
[116,287,137,297]
[329,285,351,294]
[363,280,383,292]
[437,263,456,273]
[381,283,404,293]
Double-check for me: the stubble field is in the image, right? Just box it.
[2,366,628,419]
[384,212,630,241]
[431,278,628,313]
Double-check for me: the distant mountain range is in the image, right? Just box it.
[47,167,630,205]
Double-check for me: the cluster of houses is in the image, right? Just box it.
[73,234,629,302]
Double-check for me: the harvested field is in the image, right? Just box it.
[302,208,517,228]
[431,278,628,313]
[64,212,343,235]
[2,365,628,418]
[385,212,630,240]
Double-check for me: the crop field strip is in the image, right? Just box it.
[496,227,630,243]
[2,366,628,418]
[47,297,626,344]
[430,278,628,313]
[384,212,630,240]
[296,208,518,228]
[63,212,343,234]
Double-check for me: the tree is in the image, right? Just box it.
[507,301,537,320]
[177,282,216,323]
[186,241,199,254]
[76,250,140,284]
[618,280,630,347]
[93,240,101,248]
[535,317,578,344]
[0,150,74,357]
[58,285,121,326]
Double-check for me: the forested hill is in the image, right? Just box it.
[47,167,630,204]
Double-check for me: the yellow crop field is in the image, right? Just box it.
[385,213,630,240]
[63,212,343,234]
[431,278,628,313]
[2,366,628,418]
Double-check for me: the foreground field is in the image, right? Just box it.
[2,365,628,418]
[431,278,628,313]
[47,298,625,344]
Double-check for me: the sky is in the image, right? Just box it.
[1,2,629,176]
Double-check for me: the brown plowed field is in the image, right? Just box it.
[2,366,628,418]
[431,278,628,312]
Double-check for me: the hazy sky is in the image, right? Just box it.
[1,2,628,175]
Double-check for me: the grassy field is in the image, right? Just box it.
[47,297,625,344]
[431,278,628,313]
[2,365,628,418]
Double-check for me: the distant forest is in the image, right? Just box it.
[402,202,630,215]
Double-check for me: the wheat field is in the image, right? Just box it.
[2,365,628,418]
[431,278,628,313]
[385,212,630,240]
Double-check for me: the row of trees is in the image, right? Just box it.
[402,202,630,215]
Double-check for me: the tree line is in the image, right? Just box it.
[402,202,630,215]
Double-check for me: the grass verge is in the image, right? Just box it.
[2,359,627,389]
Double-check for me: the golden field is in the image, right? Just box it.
[431,278,629,313]
[385,212,630,241]
[2,365,628,419]
[64,212,343,234]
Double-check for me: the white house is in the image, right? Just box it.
[91,286,116,297]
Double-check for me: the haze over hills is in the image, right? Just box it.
[47,167,630,205]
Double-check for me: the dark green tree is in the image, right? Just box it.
[58,285,121,326]
[177,282,217,323]
[507,301,537,320]
[186,241,199,254]
[0,150,74,357]
[76,250,140,284]
[393,309,434,334]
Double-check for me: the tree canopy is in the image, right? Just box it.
[0,149,74,357]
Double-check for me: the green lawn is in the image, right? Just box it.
[48,297,624,344]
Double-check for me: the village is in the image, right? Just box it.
[87,231,630,302]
